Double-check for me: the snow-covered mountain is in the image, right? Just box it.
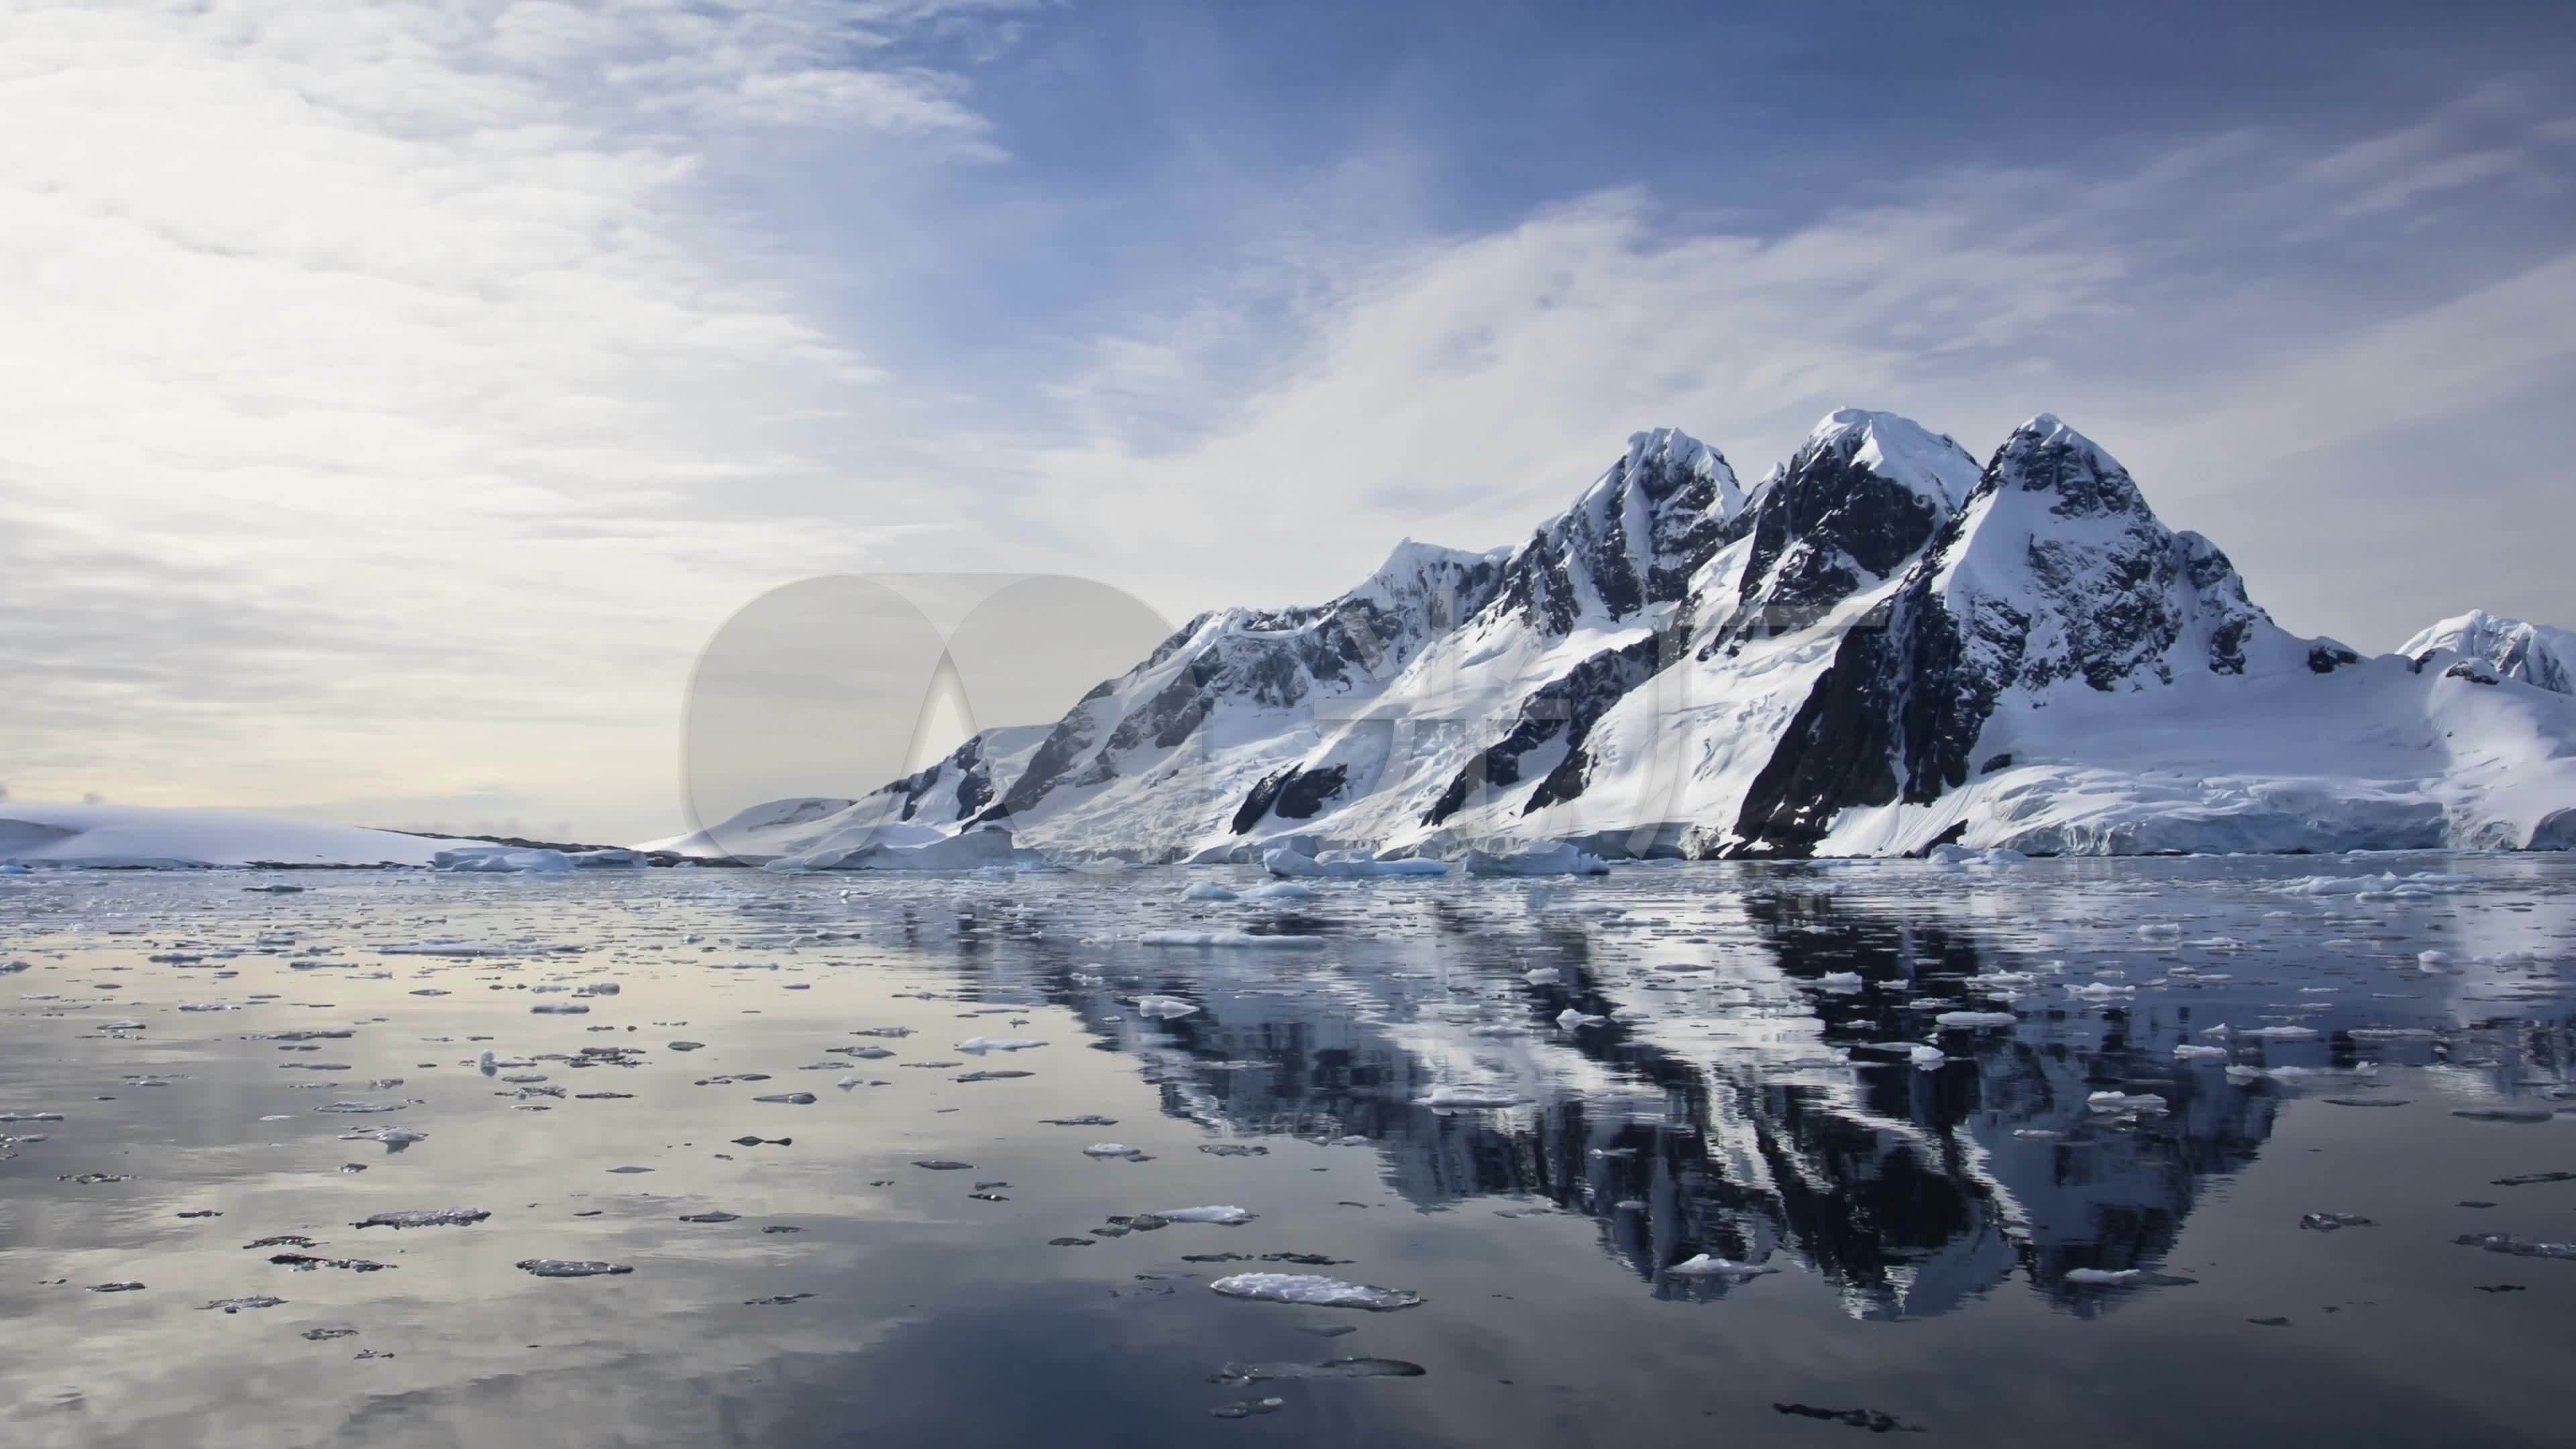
[680,411,2576,863]
[2399,610,2575,696]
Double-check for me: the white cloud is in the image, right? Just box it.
[0,1,1019,837]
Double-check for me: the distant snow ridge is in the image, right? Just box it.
[669,411,2576,864]
[2398,610,2575,696]
[0,803,473,869]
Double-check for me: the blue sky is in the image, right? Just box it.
[3,1,2573,839]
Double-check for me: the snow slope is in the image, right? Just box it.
[0,802,474,868]
[640,723,1056,863]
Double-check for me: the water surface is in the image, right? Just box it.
[3,855,2571,1447]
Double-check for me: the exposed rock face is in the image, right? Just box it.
[1727,415,2275,855]
[1495,428,1742,634]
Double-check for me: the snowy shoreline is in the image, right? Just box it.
[3,797,2565,873]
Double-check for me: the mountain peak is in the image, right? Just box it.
[1989,413,2144,517]
[1619,427,1744,517]
[1341,537,1510,622]
[1803,408,1980,511]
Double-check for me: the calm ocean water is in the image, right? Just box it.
[3,854,2571,1447]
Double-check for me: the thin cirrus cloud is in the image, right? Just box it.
[984,102,2576,648]
[3,2,2572,842]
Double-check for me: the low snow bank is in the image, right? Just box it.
[0,802,470,869]
[635,796,856,859]
[1819,655,2576,857]
[764,826,1046,872]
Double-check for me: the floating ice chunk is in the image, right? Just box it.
[1241,881,1315,902]
[1210,1273,1423,1311]
[1814,973,1865,993]
[2300,1213,2374,1231]
[1263,849,1446,879]
[1664,1253,1778,1279]
[531,1002,588,1015]
[1083,1143,1146,1159]
[1181,881,1238,902]
[517,1258,633,1277]
[2243,1026,2319,1040]
[1214,1356,1428,1383]
[1929,845,2027,869]
[2063,1268,2143,1285]
[1138,930,1325,949]
[1135,996,1200,1019]
[1935,1011,2017,1029]
[1555,1008,1606,1031]
[1460,843,1607,877]
[2173,1044,2231,1061]
[753,1092,816,1105]
[314,1101,402,1114]
[2088,1091,2169,1114]
[1423,1085,1530,1110]
[956,1036,1046,1053]
[352,1208,488,1229]
[1158,1205,1257,1225]
[1908,1044,1947,1069]
[2455,1233,2576,1260]
[1523,967,1562,985]
[2137,923,2182,939]
[201,1296,287,1312]
[176,1002,241,1012]
[431,845,574,873]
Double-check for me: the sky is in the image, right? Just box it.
[4,0,2575,843]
